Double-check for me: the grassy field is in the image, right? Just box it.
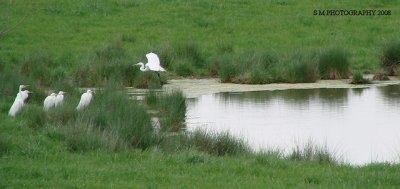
[0,0,399,87]
[2,1,400,188]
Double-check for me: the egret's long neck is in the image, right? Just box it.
[139,63,149,71]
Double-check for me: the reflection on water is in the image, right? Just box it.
[186,85,400,165]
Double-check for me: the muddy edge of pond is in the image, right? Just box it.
[162,76,400,98]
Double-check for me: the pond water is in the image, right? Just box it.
[185,84,400,165]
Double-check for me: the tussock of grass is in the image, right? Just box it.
[158,42,208,77]
[218,51,320,84]
[381,41,400,76]
[73,39,136,87]
[133,71,164,89]
[61,121,124,152]
[289,141,338,165]
[318,48,350,79]
[18,105,46,129]
[0,134,11,157]
[77,87,155,149]
[146,90,186,132]
[351,72,371,84]
[187,129,251,156]
[280,52,319,83]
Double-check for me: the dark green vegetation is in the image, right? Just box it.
[351,72,371,84]
[381,41,400,76]
[318,48,350,80]
[1,1,399,87]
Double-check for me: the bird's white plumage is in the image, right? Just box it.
[8,98,24,117]
[145,52,165,71]
[8,87,31,117]
[55,91,66,107]
[44,93,57,111]
[76,90,93,111]
[136,52,166,72]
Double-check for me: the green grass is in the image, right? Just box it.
[1,1,400,186]
[381,41,400,75]
[146,90,186,132]
[1,0,399,86]
[318,47,351,79]
[351,72,372,84]
[1,113,400,188]
[187,129,251,156]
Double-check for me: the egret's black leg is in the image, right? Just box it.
[156,72,163,86]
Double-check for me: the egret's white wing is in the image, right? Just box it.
[44,95,55,111]
[55,95,64,107]
[76,92,92,110]
[146,53,165,71]
[9,98,24,116]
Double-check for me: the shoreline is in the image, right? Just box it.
[163,76,400,98]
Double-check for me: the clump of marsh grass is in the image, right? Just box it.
[281,52,319,83]
[351,72,371,84]
[381,41,400,76]
[76,86,155,149]
[18,105,46,129]
[288,141,338,164]
[318,48,350,79]
[218,51,277,84]
[187,129,251,156]
[158,42,208,77]
[145,90,186,132]
[18,52,56,86]
[218,55,241,83]
[132,71,164,89]
[73,38,136,87]
[0,134,11,157]
[60,121,125,152]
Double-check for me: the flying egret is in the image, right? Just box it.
[76,90,94,111]
[43,93,57,111]
[55,91,66,107]
[8,86,32,117]
[135,52,166,85]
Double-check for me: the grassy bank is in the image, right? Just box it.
[1,113,400,188]
[0,1,399,87]
[2,88,400,188]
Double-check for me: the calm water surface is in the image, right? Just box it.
[186,85,400,165]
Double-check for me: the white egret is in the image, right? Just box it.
[76,90,94,111]
[43,93,57,111]
[55,91,66,107]
[8,87,32,117]
[15,85,29,100]
[135,52,166,85]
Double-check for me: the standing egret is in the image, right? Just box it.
[55,91,66,107]
[44,93,57,111]
[135,52,166,85]
[15,85,29,99]
[76,90,94,111]
[8,87,32,117]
